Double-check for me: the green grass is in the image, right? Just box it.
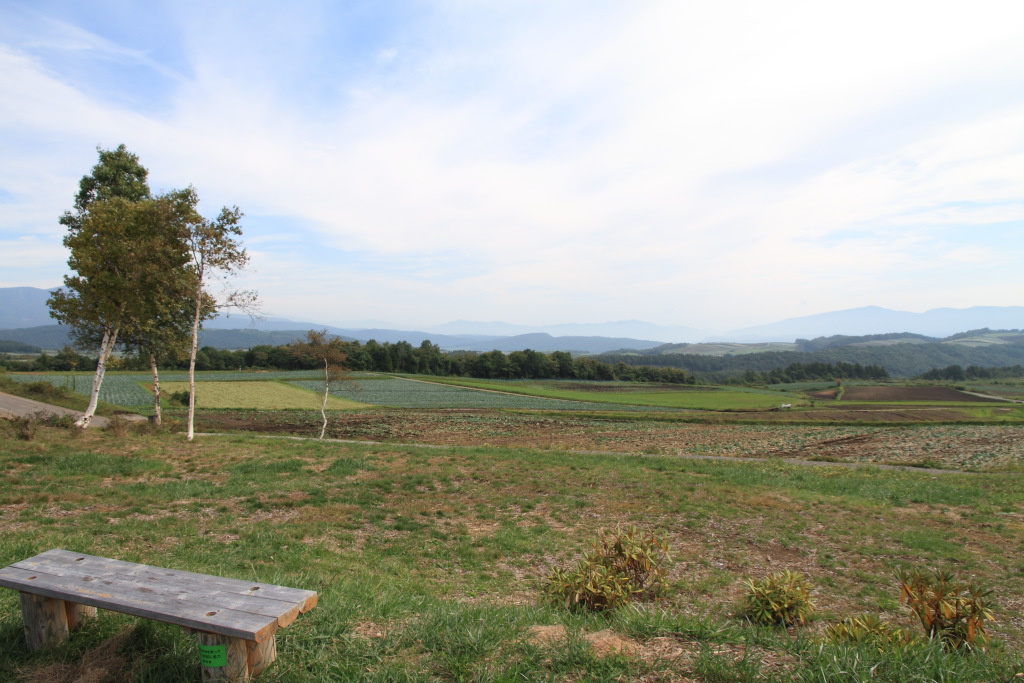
[410,376,802,410]
[1,423,1022,681]
[160,380,369,410]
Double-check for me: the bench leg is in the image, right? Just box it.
[65,601,98,629]
[247,637,277,677]
[20,592,70,651]
[197,631,251,682]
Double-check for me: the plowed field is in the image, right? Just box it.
[186,408,1024,470]
[840,386,1003,402]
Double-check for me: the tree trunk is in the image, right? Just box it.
[187,275,203,442]
[75,325,119,428]
[149,353,162,426]
[320,358,329,440]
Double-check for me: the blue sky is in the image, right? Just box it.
[1,0,1022,334]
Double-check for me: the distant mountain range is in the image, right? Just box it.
[723,305,1024,342]
[1,286,1021,352]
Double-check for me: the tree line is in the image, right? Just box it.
[156,340,696,384]
[917,364,1024,381]
[5,340,898,385]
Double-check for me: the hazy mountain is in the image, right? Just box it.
[452,332,664,354]
[3,287,1023,350]
[722,306,1024,342]
[0,287,58,329]
[429,319,707,343]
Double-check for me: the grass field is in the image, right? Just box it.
[1,425,1022,681]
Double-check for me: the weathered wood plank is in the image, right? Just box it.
[0,562,303,627]
[64,601,97,629]
[3,549,317,680]
[6,550,317,614]
[2,567,278,641]
[198,631,250,682]
[247,636,277,677]
[20,592,69,651]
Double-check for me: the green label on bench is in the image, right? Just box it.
[199,644,228,667]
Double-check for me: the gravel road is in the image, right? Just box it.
[0,392,109,427]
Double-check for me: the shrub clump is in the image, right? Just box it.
[741,570,815,626]
[23,381,68,401]
[541,525,671,612]
[824,614,911,651]
[169,390,191,406]
[897,569,994,650]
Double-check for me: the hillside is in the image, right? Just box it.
[601,330,1024,379]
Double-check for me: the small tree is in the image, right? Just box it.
[292,330,348,439]
[182,196,256,441]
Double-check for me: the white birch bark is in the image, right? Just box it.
[75,324,119,428]
[186,277,202,441]
[319,358,329,440]
[149,353,162,426]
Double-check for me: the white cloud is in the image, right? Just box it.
[1,0,1023,328]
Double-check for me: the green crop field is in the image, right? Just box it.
[410,377,801,410]
[160,381,368,410]
[291,377,670,411]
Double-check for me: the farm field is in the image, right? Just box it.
[411,377,799,410]
[160,381,367,410]
[839,386,1007,402]
[1,425,1022,681]
[294,376,666,411]
[182,408,1024,471]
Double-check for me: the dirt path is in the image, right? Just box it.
[0,391,109,427]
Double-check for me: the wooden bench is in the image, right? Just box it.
[0,549,317,681]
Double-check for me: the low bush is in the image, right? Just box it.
[824,614,911,651]
[8,416,37,441]
[23,381,68,401]
[541,525,671,612]
[169,390,190,406]
[740,570,815,626]
[104,414,130,437]
[896,568,994,650]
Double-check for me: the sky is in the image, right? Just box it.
[1,0,1022,335]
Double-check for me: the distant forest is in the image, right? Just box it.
[601,330,1024,380]
[5,330,1024,384]
[12,340,1007,386]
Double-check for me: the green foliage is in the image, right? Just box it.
[896,568,994,650]
[824,614,912,651]
[542,525,671,612]
[740,570,815,626]
[169,389,191,406]
[22,380,68,401]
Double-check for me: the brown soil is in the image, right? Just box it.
[187,409,1024,469]
[841,386,1004,402]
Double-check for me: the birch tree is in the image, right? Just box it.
[48,145,198,427]
[291,330,348,439]
[182,197,256,441]
[116,190,211,426]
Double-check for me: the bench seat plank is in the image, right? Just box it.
[7,549,317,615]
[0,566,280,642]
[0,550,317,643]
